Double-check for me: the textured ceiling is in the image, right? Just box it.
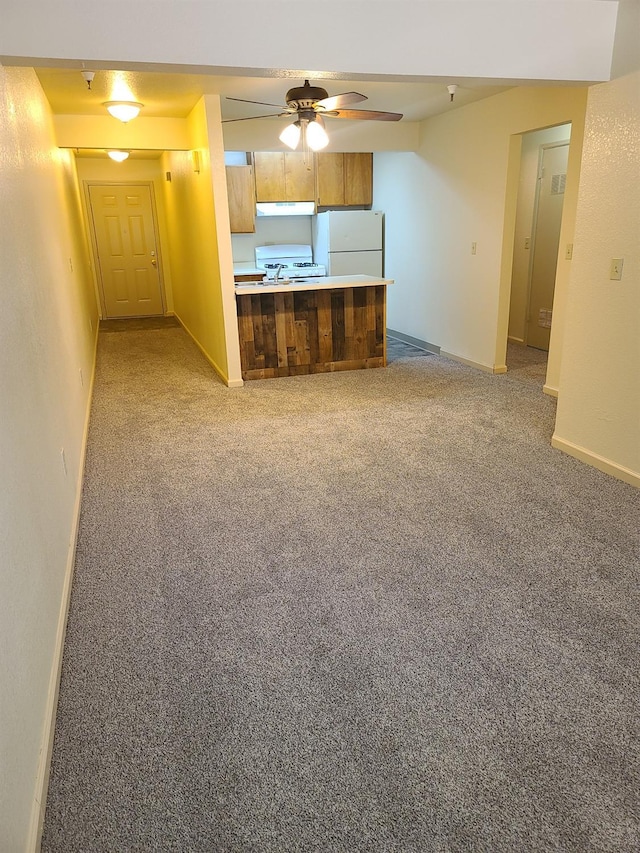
[36,67,513,124]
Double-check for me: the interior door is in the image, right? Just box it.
[88,183,164,318]
[527,143,569,350]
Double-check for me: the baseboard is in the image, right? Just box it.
[27,323,99,852]
[386,329,440,355]
[440,349,507,375]
[543,384,559,398]
[551,434,640,488]
[174,313,243,388]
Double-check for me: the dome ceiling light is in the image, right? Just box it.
[107,150,130,162]
[104,101,143,122]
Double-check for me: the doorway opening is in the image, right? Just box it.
[507,123,571,372]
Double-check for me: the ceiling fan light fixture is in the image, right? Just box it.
[306,117,329,151]
[107,150,129,162]
[104,101,143,122]
[279,120,301,150]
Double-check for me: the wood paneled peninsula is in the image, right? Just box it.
[234,275,393,380]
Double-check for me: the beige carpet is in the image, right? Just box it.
[43,325,640,852]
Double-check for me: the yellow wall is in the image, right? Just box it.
[0,66,98,850]
[74,157,175,316]
[53,114,189,150]
[161,95,241,386]
[553,71,640,486]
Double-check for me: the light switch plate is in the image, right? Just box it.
[610,258,624,280]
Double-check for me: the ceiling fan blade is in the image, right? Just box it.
[314,91,367,111]
[331,108,403,122]
[226,96,290,109]
[222,113,288,123]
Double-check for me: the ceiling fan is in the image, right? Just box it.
[224,79,403,151]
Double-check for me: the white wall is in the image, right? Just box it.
[553,71,640,486]
[0,1,618,83]
[508,124,571,344]
[231,217,314,264]
[0,66,98,850]
[375,86,587,372]
[223,118,420,154]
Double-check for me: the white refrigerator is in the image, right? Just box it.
[312,210,383,277]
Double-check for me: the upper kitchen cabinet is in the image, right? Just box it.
[316,152,373,208]
[253,152,316,202]
[226,165,256,233]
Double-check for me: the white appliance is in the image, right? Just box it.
[312,210,383,277]
[254,244,326,280]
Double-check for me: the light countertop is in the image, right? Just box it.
[233,264,264,277]
[234,274,394,295]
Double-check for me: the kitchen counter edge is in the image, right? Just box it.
[234,274,394,295]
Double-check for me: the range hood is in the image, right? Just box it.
[256,202,315,217]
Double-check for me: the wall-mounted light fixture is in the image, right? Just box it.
[104,101,143,122]
[107,150,129,162]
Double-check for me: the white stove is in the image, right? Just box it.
[255,244,326,280]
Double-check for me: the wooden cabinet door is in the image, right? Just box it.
[316,152,373,207]
[253,152,286,201]
[284,152,315,200]
[316,153,345,206]
[253,152,315,201]
[226,166,256,233]
[344,153,373,206]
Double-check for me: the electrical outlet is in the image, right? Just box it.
[524,238,531,250]
[565,243,573,260]
[610,258,624,280]
[471,242,477,255]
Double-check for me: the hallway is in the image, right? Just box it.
[42,325,640,851]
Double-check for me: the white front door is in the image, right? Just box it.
[88,183,164,318]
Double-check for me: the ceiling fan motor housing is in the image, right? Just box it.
[285,80,329,110]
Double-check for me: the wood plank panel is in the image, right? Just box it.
[331,289,345,362]
[294,320,310,364]
[352,287,367,359]
[262,294,277,369]
[306,292,320,366]
[236,285,388,380]
[274,293,288,368]
[343,288,354,360]
[282,291,297,365]
[316,290,333,363]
